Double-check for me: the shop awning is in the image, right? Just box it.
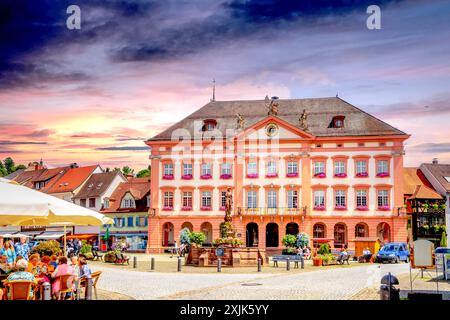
[66,234,97,240]
[35,232,65,240]
[353,237,380,242]
[311,238,333,243]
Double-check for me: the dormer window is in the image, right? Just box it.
[202,119,217,131]
[121,194,136,209]
[330,115,345,128]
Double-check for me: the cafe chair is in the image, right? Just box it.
[5,280,37,300]
[56,274,76,300]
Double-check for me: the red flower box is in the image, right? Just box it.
[181,206,192,211]
[219,206,226,211]
[246,173,259,178]
[266,173,278,178]
[313,206,326,211]
[376,172,389,177]
[286,172,298,177]
[200,206,212,211]
[162,207,173,211]
[181,174,193,180]
[334,173,347,178]
[314,172,326,178]
[200,174,212,180]
[335,206,347,210]
[162,174,174,180]
[220,174,232,179]
[356,172,368,177]
[356,206,369,211]
[378,206,391,211]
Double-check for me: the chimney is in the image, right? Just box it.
[432,158,438,165]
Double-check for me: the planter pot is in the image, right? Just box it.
[312,258,323,266]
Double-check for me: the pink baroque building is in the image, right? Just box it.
[145,97,410,253]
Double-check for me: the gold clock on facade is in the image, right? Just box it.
[265,123,278,137]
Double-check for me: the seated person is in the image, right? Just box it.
[51,256,74,298]
[78,256,92,280]
[3,258,37,300]
[359,248,372,262]
[303,247,311,259]
[26,253,40,275]
[48,255,58,272]
[336,248,348,263]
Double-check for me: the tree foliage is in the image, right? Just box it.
[136,168,150,177]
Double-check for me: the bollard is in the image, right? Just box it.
[286,258,290,271]
[150,257,155,271]
[133,256,137,269]
[42,282,51,300]
[177,256,182,272]
[75,279,81,300]
[257,258,262,272]
[85,278,93,300]
[301,256,304,269]
[217,258,222,272]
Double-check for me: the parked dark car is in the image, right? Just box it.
[375,243,410,263]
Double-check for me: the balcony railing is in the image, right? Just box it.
[237,207,303,216]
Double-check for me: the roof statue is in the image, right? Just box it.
[265,95,279,116]
[299,109,308,131]
[236,113,245,129]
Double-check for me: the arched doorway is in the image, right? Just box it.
[246,223,259,247]
[181,222,193,232]
[334,223,348,249]
[162,222,174,247]
[355,223,369,238]
[285,222,299,235]
[266,223,279,247]
[377,223,391,243]
[200,222,213,245]
[313,223,326,239]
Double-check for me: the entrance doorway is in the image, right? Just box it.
[266,223,279,247]
[246,223,259,247]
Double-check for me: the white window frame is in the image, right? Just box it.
[267,161,277,174]
[377,160,388,174]
[183,163,193,175]
[247,191,257,208]
[163,192,173,208]
[356,190,367,207]
[247,162,257,175]
[287,161,298,174]
[287,190,298,208]
[335,190,346,207]
[334,161,346,174]
[314,161,325,174]
[314,191,325,207]
[267,190,277,208]
[221,163,231,175]
[163,163,173,176]
[201,191,212,208]
[356,160,367,174]
[201,163,211,175]
[182,192,192,208]
[377,190,389,207]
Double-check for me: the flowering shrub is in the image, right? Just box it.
[378,206,390,211]
[246,173,258,178]
[179,228,191,245]
[181,174,193,180]
[181,206,192,211]
[189,232,206,247]
[266,173,278,178]
[200,174,212,179]
[296,232,310,248]
[313,205,326,211]
[334,173,347,178]
[356,206,369,211]
[220,174,232,179]
[376,172,389,177]
[286,172,298,177]
[213,238,243,247]
[314,172,326,178]
[356,172,368,177]
[162,174,174,180]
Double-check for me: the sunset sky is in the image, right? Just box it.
[1,0,449,170]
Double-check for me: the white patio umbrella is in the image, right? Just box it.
[0,178,113,254]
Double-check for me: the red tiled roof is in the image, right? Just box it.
[403,167,442,200]
[44,165,99,194]
[12,166,68,189]
[101,177,150,213]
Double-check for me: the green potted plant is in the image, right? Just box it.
[432,203,439,210]
[312,254,324,266]
[422,203,429,211]
[421,224,430,233]
[433,224,441,233]
[440,203,447,210]
[80,240,93,260]
[189,232,207,248]
[440,225,446,233]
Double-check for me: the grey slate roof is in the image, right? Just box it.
[73,171,121,199]
[420,163,450,192]
[148,97,407,141]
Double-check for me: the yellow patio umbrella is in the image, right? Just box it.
[0,178,113,255]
